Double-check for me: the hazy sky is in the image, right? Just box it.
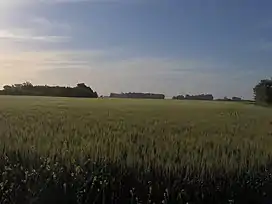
[0,0,271,99]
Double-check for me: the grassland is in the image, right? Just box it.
[0,96,272,203]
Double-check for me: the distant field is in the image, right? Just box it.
[0,96,272,203]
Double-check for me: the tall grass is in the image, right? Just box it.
[0,96,272,203]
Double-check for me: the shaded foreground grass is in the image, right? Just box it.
[0,96,272,203]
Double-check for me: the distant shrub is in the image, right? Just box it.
[110,92,165,99]
[172,94,214,100]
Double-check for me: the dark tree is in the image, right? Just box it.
[254,79,272,105]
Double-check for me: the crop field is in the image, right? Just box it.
[0,96,272,203]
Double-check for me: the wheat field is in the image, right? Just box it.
[0,96,272,203]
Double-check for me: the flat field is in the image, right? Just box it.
[0,96,272,203]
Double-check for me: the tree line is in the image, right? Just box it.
[110,92,165,99]
[217,97,242,101]
[171,78,272,105]
[172,94,214,101]
[0,78,271,105]
[0,82,98,98]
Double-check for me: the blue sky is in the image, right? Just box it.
[0,0,271,99]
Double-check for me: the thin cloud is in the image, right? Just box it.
[44,0,138,3]
[32,17,71,32]
[0,29,70,43]
[39,0,146,6]
[0,0,117,8]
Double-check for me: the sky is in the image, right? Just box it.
[0,0,271,99]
